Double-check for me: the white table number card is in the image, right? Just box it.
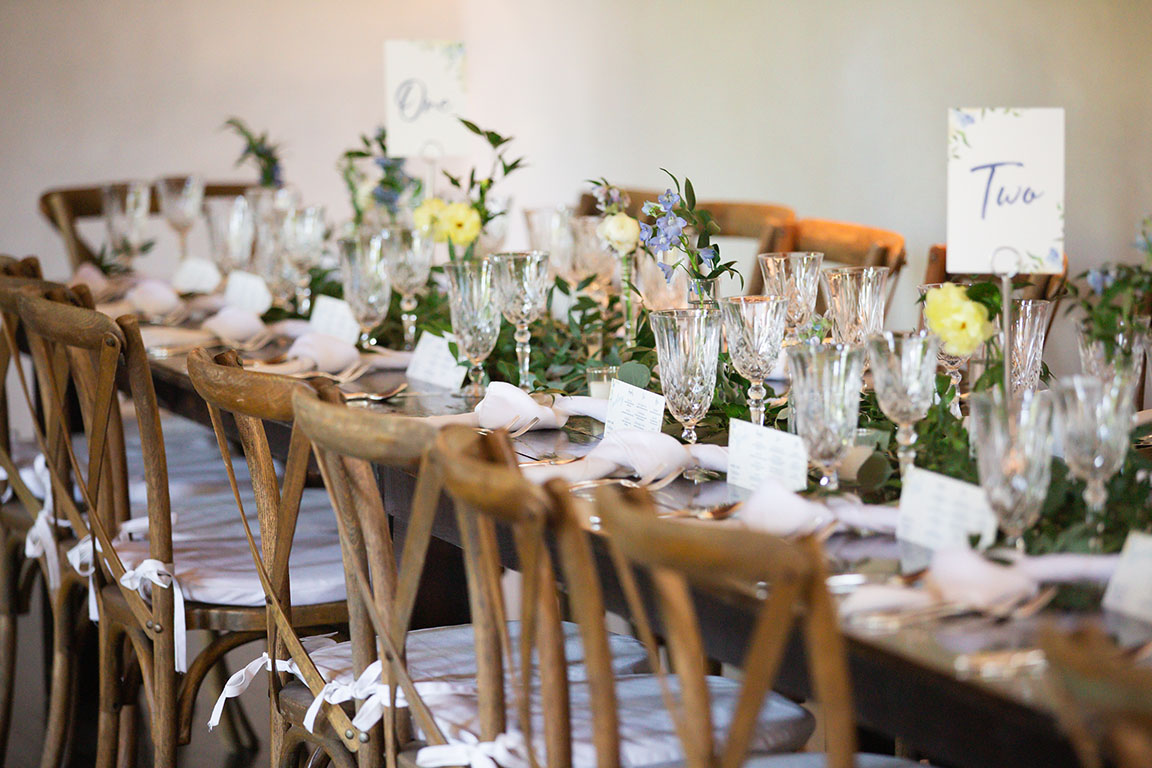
[1103,532,1152,623]
[603,380,666,436]
[384,40,469,159]
[726,419,808,492]
[406,332,467,389]
[308,295,362,346]
[946,107,1064,274]
[224,271,273,316]
[897,467,997,551]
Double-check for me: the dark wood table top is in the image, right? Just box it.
[145,349,1150,768]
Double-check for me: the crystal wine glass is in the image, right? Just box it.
[866,331,938,475]
[445,260,502,396]
[381,225,435,351]
[156,175,205,262]
[1076,316,1149,380]
[280,205,327,313]
[246,187,286,283]
[525,206,575,282]
[102,180,152,266]
[570,215,618,304]
[757,252,824,340]
[1054,372,1137,550]
[822,266,890,348]
[969,388,1058,552]
[787,342,865,491]
[650,308,722,445]
[204,196,254,273]
[720,296,787,426]
[338,232,391,347]
[1008,298,1053,392]
[491,251,551,390]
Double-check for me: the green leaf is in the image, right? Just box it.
[459,118,483,136]
[616,361,651,388]
[684,177,696,209]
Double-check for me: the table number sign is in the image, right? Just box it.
[224,271,273,315]
[384,40,469,159]
[406,332,467,389]
[946,107,1064,274]
[897,467,997,551]
[1103,532,1152,623]
[604,380,666,436]
[726,419,808,492]
[307,295,361,346]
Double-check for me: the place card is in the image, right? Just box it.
[726,419,807,492]
[603,380,665,436]
[406,332,467,389]
[170,258,221,294]
[946,107,1064,275]
[896,466,997,551]
[308,295,361,346]
[224,271,273,315]
[1103,532,1152,623]
[384,40,469,159]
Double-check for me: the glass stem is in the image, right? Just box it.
[401,294,418,351]
[515,323,531,390]
[359,329,374,348]
[819,464,839,492]
[468,362,485,396]
[948,367,963,419]
[748,381,766,427]
[621,252,635,347]
[896,423,917,476]
[178,229,188,262]
[681,424,698,444]
[1084,478,1107,552]
[295,282,311,316]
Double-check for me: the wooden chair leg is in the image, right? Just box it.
[150,659,178,768]
[115,703,138,768]
[206,634,259,753]
[0,540,19,765]
[94,620,123,768]
[39,585,78,768]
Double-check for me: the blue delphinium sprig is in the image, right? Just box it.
[339,127,421,226]
[224,117,282,188]
[637,169,742,285]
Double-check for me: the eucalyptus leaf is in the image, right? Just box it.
[616,361,651,388]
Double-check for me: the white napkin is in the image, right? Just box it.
[421,382,607,434]
[125,279,181,317]
[202,307,266,343]
[70,262,110,296]
[925,548,1039,609]
[737,479,899,538]
[170,258,222,294]
[269,319,313,339]
[520,429,728,484]
[251,333,412,376]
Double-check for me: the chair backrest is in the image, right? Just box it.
[1041,624,1152,768]
[289,385,446,761]
[550,484,856,768]
[749,218,906,311]
[14,293,174,660]
[39,181,252,269]
[430,425,572,768]
[575,188,796,253]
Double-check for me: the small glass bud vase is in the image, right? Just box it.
[687,277,720,307]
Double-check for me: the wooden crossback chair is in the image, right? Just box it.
[576,187,796,254]
[748,219,907,315]
[1041,624,1152,768]
[553,484,924,768]
[0,260,100,768]
[14,296,346,768]
[39,181,251,270]
[431,427,816,768]
[188,349,392,768]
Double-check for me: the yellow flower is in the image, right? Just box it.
[924,282,997,357]
[413,198,447,241]
[438,202,482,247]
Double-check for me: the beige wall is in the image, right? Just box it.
[2,0,1151,371]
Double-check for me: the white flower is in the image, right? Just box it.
[596,212,640,255]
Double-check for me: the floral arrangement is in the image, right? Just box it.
[223,117,282,188]
[338,127,421,227]
[638,171,740,284]
[412,118,526,260]
[587,179,641,256]
[922,282,999,357]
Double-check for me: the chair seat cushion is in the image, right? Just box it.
[730,754,926,768]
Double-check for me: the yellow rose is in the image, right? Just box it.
[438,202,482,247]
[596,212,641,255]
[413,198,448,241]
[924,282,997,357]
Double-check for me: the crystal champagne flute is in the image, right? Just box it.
[156,175,205,262]
[102,180,152,267]
[204,196,254,273]
[757,252,823,340]
[822,266,889,348]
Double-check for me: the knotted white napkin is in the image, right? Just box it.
[69,262,111,298]
[125,279,182,317]
[202,307,266,342]
[423,382,609,435]
[252,334,413,376]
[170,258,222,295]
[520,429,728,485]
[736,479,899,538]
[119,559,187,673]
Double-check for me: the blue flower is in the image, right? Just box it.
[375,156,402,172]
[658,189,680,212]
[642,201,663,218]
[955,110,975,127]
[639,222,653,244]
[657,261,676,284]
[608,188,621,204]
[1086,269,1115,295]
[657,213,686,241]
[697,246,716,270]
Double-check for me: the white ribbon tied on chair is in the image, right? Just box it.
[416,731,530,768]
[66,535,99,621]
[24,510,62,590]
[207,652,294,730]
[119,559,187,673]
